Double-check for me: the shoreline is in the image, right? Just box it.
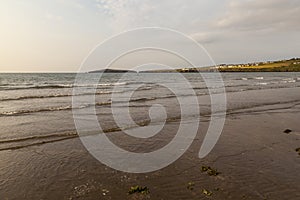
[1,86,300,152]
[0,86,299,145]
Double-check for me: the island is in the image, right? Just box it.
[89,69,137,73]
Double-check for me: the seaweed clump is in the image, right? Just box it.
[202,189,213,196]
[128,186,149,195]
[187,182,195,190]
[201,166,221,176]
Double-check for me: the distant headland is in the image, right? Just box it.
[214,58,300,72]
[89,58,300,73]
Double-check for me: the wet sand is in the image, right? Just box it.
[0,102,299,199]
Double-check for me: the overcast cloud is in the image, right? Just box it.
[215,0,300,31]
[0,0,299,71]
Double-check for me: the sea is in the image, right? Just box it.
[0,72,300,151]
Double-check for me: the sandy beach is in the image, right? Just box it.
[0,85,299,200]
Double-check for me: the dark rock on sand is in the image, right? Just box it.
[284,129,292,134]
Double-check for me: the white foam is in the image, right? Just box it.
[254,77,264,80]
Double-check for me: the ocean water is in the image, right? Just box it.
[0,72,300,150]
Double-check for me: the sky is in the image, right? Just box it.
[0,0,300,72]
